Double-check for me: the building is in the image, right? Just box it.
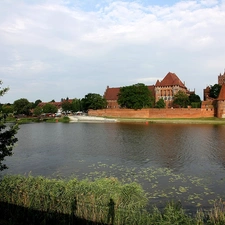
[218,70,225,85]
[204,70,225,101]
[217,83,225,118]
[104,72,193,108]
[154,72,193,108]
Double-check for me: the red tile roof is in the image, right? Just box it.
[104,85,155,101]
[217,83,225,100]
[155,72,186,88]
[104,87,120,100]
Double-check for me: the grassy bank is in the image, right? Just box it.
[1,175,225,224]
[115,117,225,125]
[5,116,70,124]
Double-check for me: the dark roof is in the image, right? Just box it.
[155,72,186,88]
[217,83,225,100]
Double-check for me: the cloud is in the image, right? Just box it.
[0,0,225,103]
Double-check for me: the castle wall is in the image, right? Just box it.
[217,100,225,118]
[88,108,214,119]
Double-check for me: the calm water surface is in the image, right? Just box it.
[3,122,225,211]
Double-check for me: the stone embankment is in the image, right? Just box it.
[68,116,117,123]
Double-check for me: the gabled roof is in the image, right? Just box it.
[217,83,225,100]
[104,87,120,100]
[155,72,186,88]
[104,85,155,101]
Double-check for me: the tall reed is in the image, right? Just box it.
[1,175,225,224]
[0,175,147,224]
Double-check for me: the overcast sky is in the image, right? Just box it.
[1,0,225,103]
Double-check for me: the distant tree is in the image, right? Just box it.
[42,103,57,114]
[173,91,190,108]
[50,99,55,103]
[13,98,31,115]
[118,83,154,109]
[209,84,221,99]
[62,100,72,113]
[81,93,107,111]
[0,80,18,170]
[34,99,42,107]
[189,93,201,108]
[155,98,166,108]
[1,104,14,114]
[33,106,43,116]
[71,99,83,112]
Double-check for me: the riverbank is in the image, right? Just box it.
[5,115,225,125]
[116,117,225,124]
[69,115,225,124]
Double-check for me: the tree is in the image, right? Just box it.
[1,104,14,114]
[62,100,72,113]
[34,99,42,108]
[33,106,43,117]
[155,98,166,108]
[189,93,201,108]
[71,99,83,112]
[13,98,31,115]
[0,81,18,170]
[42,103,58,114]
[209,84,221,99]
[118,83,154,109]
[173,91,190,108]
[81,93,107,111]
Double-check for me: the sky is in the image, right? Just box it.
[1,0,225,103]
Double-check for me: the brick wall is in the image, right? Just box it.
[88,108,215,118]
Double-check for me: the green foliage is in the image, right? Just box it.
[57,116,70,123]
[0,175,148,224]
[71,99,83,112]
[118,83,154,109]
[209,84,222,99]
[1,104,14,113]
[34,99,42,107]
[61,100,72,113]
[81,93,107,111]
[42,103,58,114]
[13,98,31,115]
[191,102,201,108]
[1,175,225,224]
[155,98,166,108]
[189,93,201,103]
[33,106,43,116]
[173,91,190,108]
[189,93,201,108]
[0,81,18,171]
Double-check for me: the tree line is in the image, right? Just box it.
[1,83,221,117]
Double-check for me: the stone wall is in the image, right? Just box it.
[88,108,215,119]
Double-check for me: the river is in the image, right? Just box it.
[2,122,225,212]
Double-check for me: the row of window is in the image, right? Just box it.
[160,96,174,101]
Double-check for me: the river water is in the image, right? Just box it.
[3,122,225,211]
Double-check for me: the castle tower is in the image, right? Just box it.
[218,70,225,85]
[154,72,188,108]
[217,83,225,118]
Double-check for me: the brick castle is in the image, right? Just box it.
[89,71,225,118]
